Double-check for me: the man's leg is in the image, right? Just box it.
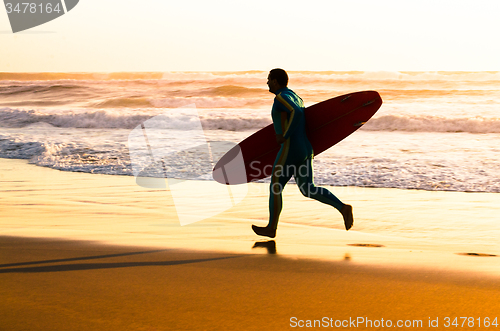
[252,144,292,238]
[267,165,292,230]
[295,158,354,230]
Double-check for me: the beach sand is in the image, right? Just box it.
[1,159,499,330]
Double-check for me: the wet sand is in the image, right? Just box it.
[1,236,500,330]
[1,159,499,330]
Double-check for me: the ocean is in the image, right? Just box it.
[1,71,500,249]
[1,71,499,193]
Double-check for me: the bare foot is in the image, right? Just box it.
[252,225,276,238]
[341,204,354,230]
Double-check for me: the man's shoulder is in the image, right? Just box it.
[275,88,297,100]
[276,87,294,96]
[275,88,303,108]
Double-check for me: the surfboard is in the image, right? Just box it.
[213,90,382,185]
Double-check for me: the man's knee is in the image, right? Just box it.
[299,183,316,197]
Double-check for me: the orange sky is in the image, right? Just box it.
[1,0,499,72]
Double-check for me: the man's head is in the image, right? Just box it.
[267,68,288,94]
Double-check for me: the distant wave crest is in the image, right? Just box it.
[0,84,84,96]
[92,96,265,109]
[3,71,499,83]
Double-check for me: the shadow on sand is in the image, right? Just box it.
[0,250,244,273]
[252,240,277,254]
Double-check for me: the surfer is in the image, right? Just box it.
[252,68,353,238]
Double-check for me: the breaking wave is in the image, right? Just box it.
[364,115,500,133]
[2,107,500,133]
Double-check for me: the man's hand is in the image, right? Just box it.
[275,134,286,144]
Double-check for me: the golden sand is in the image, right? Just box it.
[1,159,499,330]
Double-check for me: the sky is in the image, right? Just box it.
[1,0,499,72]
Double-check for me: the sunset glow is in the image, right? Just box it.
[1,0,499,72]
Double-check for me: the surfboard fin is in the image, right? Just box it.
[353,121,366,127]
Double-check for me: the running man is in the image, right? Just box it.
[252,69,353,238]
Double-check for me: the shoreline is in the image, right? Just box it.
[1,158,499,275]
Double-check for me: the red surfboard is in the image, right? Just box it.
[213,91,382,185]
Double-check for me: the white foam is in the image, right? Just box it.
[3,107,500,134]
[363,115,500,133]
[0,107,271,131]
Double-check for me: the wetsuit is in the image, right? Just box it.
[268,87,345,229]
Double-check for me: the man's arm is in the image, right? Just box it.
[276,93,302,139]
[271,99,289,144]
